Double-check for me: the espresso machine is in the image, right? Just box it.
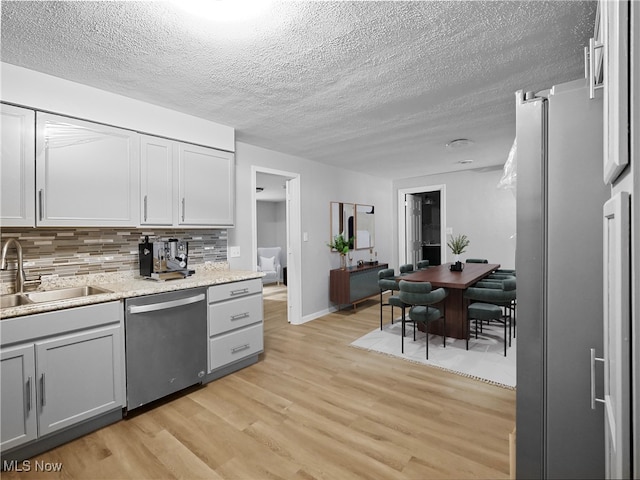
[139,236,194,281]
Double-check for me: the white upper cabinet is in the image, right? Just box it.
[1,104,36,226]
[140,135,176,226]
[178,143,235,227]
[141,138,235,228]
[35,113,140,226]
[602,0,630,184]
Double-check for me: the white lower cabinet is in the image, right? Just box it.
[1,345,37,451]
[207,279,263,373]
[35,325,123,437]
[0,302,124,453]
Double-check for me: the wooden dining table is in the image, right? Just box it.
[399,263,500,339]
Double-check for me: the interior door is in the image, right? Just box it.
[601,191,631,478]
[405,194,422,265]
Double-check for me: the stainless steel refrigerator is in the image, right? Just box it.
[515,78,609,478]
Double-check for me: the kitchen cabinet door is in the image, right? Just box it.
[36,113,140,226]
[0,344,37,451]
[35,325,124,437]
[178,144,234,226]
[1,104,36,226]
[140,135,176,225]
[602,0,630,184]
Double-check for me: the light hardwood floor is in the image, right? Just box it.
[4,288,515,479]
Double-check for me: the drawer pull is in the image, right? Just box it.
[229,288,249,297]
[231,344,251,354]
[230,312,250,321]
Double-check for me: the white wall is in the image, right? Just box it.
[393,167,516,269]
[228,141,393,319]
[257,201,284,248]
[0,63,234,151]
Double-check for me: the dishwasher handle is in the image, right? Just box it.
[127,293,205,314]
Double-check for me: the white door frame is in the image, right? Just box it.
[252,166,302,325]
[397,184,446,266]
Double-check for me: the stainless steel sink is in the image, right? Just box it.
[1,293,33,308]
[24,286,112,303]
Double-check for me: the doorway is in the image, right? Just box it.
[252,166,302,325]
[398,184,446,267]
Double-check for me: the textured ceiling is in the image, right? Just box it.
[0,1,597,180]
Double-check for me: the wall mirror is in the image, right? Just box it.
[355,204,375,249]
[330,202,355,249]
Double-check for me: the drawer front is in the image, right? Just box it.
[209,294,263,336]
[208,278,262,303]
[209,323,263,371]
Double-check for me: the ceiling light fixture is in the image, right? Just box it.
[446,138,473,149]
[171,0,273,22]
[457,159,474,164]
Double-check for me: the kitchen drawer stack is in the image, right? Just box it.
[207,278,263,380]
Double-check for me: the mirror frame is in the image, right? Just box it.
[355,204,375,250]
[329,202,355,250]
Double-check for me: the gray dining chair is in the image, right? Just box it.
[398,280,448,359]
[378,268,399,329]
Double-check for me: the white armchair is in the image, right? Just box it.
[257,247,282,285]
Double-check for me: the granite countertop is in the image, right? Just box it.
[0,263,264,319]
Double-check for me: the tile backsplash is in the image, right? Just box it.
[0,228,228,286]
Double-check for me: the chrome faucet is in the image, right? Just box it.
[1,238,26,294]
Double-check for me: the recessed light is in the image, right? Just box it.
[446,139,473,149]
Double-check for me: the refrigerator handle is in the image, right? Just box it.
[590,348,606,409]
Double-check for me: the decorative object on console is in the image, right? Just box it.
[447,233,470,271]
[327,233,353,270]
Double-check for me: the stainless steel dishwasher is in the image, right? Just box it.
[124,287,207,411]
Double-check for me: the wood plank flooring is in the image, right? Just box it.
[4,288,515,479]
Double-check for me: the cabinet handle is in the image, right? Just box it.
[40,373,46,407]
[230,288,249,297]
[231,344,250,354]
[143,195,148,222]
[230,312,250,321]
[587,37,604,99]
[26,376,32,413]
[38,189,44,221]
[181,198,185,222]
[590,348,606,409]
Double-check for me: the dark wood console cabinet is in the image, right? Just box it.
[329,263,388,309]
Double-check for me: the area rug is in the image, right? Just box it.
[350,320,516,389]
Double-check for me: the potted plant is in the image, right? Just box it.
[447,234,470,271]
[327,233,353,269]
